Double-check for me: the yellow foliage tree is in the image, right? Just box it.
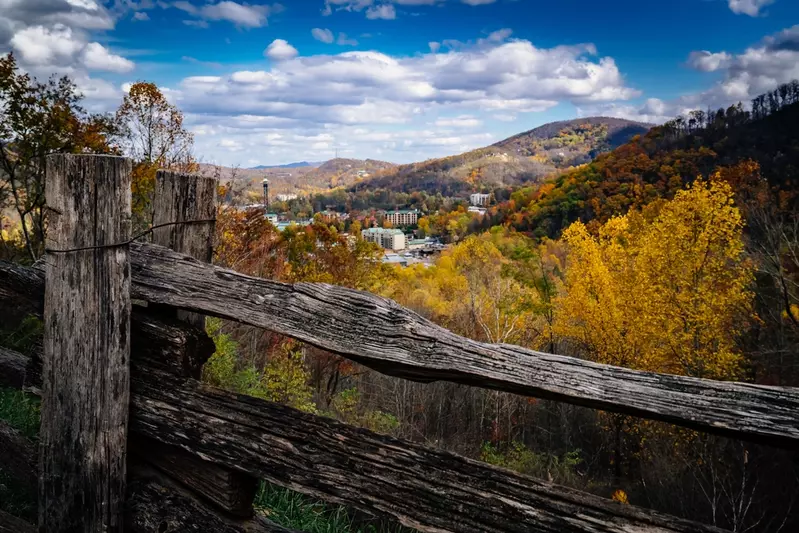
[384,234,544,346]
[115,82,197,231]
[554,177,753,380]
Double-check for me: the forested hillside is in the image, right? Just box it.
[353,117,651,196]
[494,116,651,166]
[485,83,799,239]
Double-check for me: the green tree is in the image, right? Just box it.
[0,53,117,260]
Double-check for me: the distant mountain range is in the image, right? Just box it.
[354,117,653,195]
[208,117,653,200]
[249,161,323,169]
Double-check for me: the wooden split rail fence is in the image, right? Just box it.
[1,154,798,533]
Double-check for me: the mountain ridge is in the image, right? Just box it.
[353,117,653,196]
[249,161,323,169]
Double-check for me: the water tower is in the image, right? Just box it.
[262,178,269,212]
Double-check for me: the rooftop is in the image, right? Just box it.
[386,209,420,214]
[363,227,405,235]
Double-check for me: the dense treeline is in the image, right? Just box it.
[485,81,799,240]
[493,117,651,166]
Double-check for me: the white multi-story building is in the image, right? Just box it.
[362,227,406,250]
[468,206,487,216]
[276,193,298,202]
[470,193,491,206]
[385,209,419,226]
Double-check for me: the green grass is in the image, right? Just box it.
[255,483,412,533]
[0,387,40,522]
[0,387,40,439]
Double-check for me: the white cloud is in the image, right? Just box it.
[493,113,517,122]
[0,0,115,34]
[264,39,299,60]
[2,0,137,88]
[10,24,84,66]
[337,32,358,45]
[200,1,269,27]
[582,25,799,125]
[219,138,245,151]
[687,50,732,72]
[183,19,210,28]
[486,28,512,42]
[181,36,637,122]
[174,1,274,28]
[132,11,150,21]
[690,25,799,107]
[366,4,396,19]
[66,0,100,9]
[728,0,774,17]
[82,42,135,72]
[312,27,335,43]
[312,30,358,48]
[173,32,640,165]
[429,41,440,53]
[9,24,136,73]
[434,115,482,127]
[322,0,498,18]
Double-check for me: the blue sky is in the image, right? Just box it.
[2,0,799,166]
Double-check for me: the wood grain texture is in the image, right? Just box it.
[0,343,728,532]
[151,170,216,333]
[0,415,288,533]
[128,242,799,449]
[149,169,258,518]
[0,509,35,533]
[131,436,258,518]
[126,464,295,533]
[0,419,37,501]
[0,346,31,389]
[0,261,214,387]
[41,154,132,533]
[129,366,727,533]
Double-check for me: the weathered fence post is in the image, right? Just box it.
[144,169,258,516]
[151,169,217,369]
[41,154,132,532]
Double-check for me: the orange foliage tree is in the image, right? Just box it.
[114,81,196,231]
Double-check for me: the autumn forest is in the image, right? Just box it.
[2,51,799,533]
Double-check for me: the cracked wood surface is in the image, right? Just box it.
[0,338,726,532]
[127,241,799,449]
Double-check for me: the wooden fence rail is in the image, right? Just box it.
[1,154,795,532]
[0,338,725,533]
[129,241,799,449]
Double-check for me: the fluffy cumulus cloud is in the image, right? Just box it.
[180,37,637,117]
[692,25,799,105]
[2,1,135,79]
[581,24,799,125]
[174,33,642,164]
[728,0,774,17]
[82,41,135,72]
[687,50,732,72]
[264,38,298,60]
